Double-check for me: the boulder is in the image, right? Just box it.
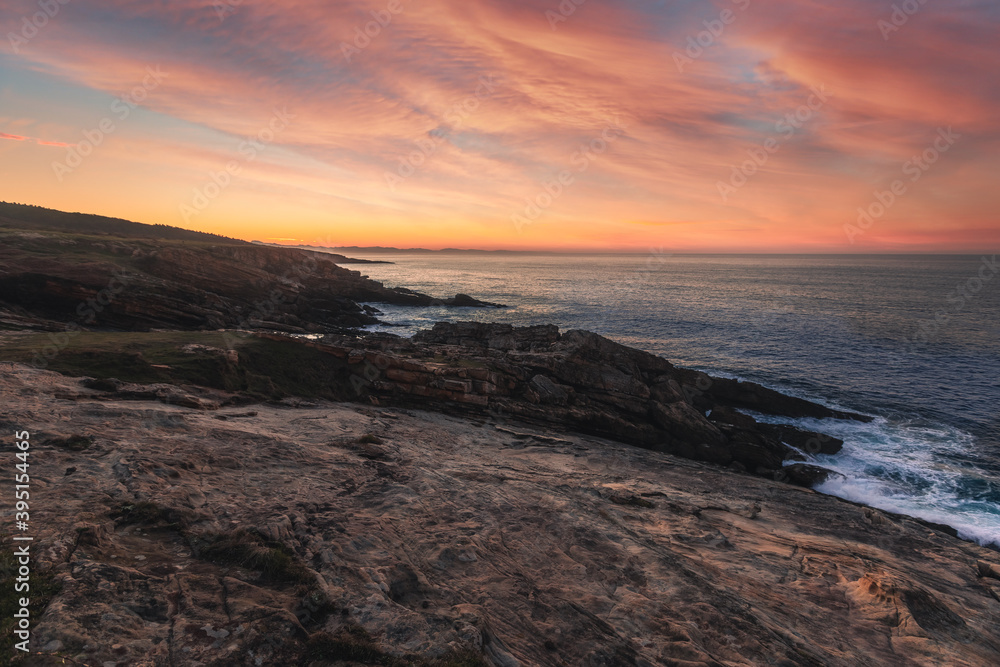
[762,423,844,455]
[444,293,507,308]
[780,463,843,488]
[691,375,872,422]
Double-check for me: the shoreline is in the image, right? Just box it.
[3,206,999,665]
[4,322,996,552]
[4,360,1000,665]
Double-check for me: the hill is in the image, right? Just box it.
[0,201,243,243]
[0,204,503,333]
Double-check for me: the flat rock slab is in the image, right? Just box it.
[4,364,1000,666]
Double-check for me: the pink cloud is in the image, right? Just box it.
[2,0,997,250]
[0,130,68,146]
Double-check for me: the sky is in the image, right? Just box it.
[1,0,998,252]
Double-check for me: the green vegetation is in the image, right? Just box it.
[0,331,235,383]
[0,201,243,244]
[236,336,361,400]
[0,331,364,401]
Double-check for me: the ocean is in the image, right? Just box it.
[340,252,1000,548]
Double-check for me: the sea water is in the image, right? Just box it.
[339,252,1000,547]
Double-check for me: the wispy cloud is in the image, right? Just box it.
[0,0,997,250]
[1,131,68,146]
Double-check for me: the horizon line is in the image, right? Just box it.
[4,201,996,255]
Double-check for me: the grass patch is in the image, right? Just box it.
[0,201,243,244]
[0,331,235,384]
[0,533,63,664]
[0,331,364,401]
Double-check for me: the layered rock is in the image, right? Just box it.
[4,364,1000,666]
[0,232,501,333]
[234,322,869,483]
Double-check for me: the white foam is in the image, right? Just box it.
[756,412,1000,548]
[816,475,1000,547]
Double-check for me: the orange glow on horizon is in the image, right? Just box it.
[1,0,997,253]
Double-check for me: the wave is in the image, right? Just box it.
[754,413,1000,548]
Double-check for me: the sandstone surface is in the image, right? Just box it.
[3,364,1000,666]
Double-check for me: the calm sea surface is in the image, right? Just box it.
[338,253,1000,547]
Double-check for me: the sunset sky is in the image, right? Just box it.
[1,0,998,251]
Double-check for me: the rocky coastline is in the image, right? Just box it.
[251,322,866,488]
[2,205,1000,666]
[3,353,1000,666]
[0,207,504,334]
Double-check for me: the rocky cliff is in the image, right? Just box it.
[0,228,501,333]
[241,322,868,487]
[3,212,998,666]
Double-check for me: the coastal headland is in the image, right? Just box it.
[2,205,999,666]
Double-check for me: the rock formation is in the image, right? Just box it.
[3,206,997,665]
[0,221,502,333]
[3,363,1000,666]
[237,322,866,484]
